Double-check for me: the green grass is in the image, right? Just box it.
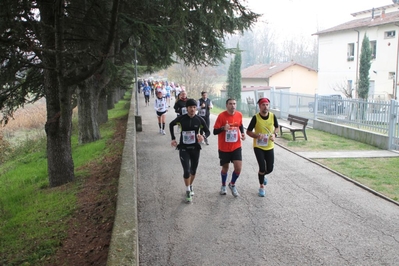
[314,157,399,201]
[279,128,379,151]
[0,94,131,265]
[277,128,398,202]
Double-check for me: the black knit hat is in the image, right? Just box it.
[186,98,197,107]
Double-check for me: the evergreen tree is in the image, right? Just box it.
[0,0,259,187]
[233,44,242,103]
[226,59,235,99]
[226,44,242,103]
[358,34,372,99]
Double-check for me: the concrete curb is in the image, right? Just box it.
[275,142,399,207]
[107,92,139,265]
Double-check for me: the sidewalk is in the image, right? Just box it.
[295,150,399,159]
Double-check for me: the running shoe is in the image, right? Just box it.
[258,188,265,197]
[186,191,192,203]
[263,177,268,186]
[159,128,162,134]
[204,137,209,145]
[220,185,227,195]
[162,130,166,135]
[190,185,194,196]
[228,183,239,197]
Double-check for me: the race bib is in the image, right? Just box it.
[225,128,238,142]
[181,107,188,115]
[182,130,196,144]
[256,134,269,146]
[199,109,206,116]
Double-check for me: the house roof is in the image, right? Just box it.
[241,62,317,79]
[313,9,399,36]
[220,86,290,92]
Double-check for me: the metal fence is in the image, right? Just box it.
[210,91,399,150]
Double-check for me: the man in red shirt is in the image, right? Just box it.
[213,98,246,197]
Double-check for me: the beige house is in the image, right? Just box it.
[241,62,318,94]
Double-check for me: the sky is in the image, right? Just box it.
[245,0,394,38]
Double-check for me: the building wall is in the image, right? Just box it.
[318,24,398,99]
[269,65,318,94]
[242,78,268,87]
[241,65,317,95]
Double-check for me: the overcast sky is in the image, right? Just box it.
[245,0,394,38]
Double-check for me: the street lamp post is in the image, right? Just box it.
[134,47,139,116]
[130,36,142,132]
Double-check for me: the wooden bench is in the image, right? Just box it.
[279,114,308,141]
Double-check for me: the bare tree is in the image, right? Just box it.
[166,62,218,99]
[332,80,354,98]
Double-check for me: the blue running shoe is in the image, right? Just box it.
[258,188,265,197]
[263,177,268,186]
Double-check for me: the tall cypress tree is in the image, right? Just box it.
[226,44,242,103]
[233,44,242,103]
[226,59,235,99]
[358,34,372,99]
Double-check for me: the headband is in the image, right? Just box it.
[258,98,270,106]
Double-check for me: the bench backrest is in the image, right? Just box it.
[287,114,308,127]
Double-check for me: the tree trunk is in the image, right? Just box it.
[40,0,75,187]
[98,87,108,124]
[107,89,116,109]
[77,76,101,144]
[44,71,75,187]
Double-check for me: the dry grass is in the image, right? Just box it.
[0,100,47,140]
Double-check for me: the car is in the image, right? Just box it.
[308,94,344,115]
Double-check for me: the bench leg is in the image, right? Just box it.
[303,130,307,141]
[291,131,296,141]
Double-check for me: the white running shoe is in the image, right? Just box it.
[228,183,239,197]
[220,185,227,195]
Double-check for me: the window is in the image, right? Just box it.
[385,30,396,39]
[370,40,376,59]
[347,43,354,61]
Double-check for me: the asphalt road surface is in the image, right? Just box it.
[136,95,399,266]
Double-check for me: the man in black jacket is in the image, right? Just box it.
[169,98,210,203]
[197,91,213,145]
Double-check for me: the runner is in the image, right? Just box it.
[154,91,168,135]
[246,97,279,197]
[213,98,246,197]
[169,99,210,203]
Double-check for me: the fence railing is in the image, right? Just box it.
[210,91,399,150]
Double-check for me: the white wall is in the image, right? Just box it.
[318,23,398,99]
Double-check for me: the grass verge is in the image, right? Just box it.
[277,128,399,202]
[0,94,130,265]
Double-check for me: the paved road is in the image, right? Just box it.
[136,95,399,266]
